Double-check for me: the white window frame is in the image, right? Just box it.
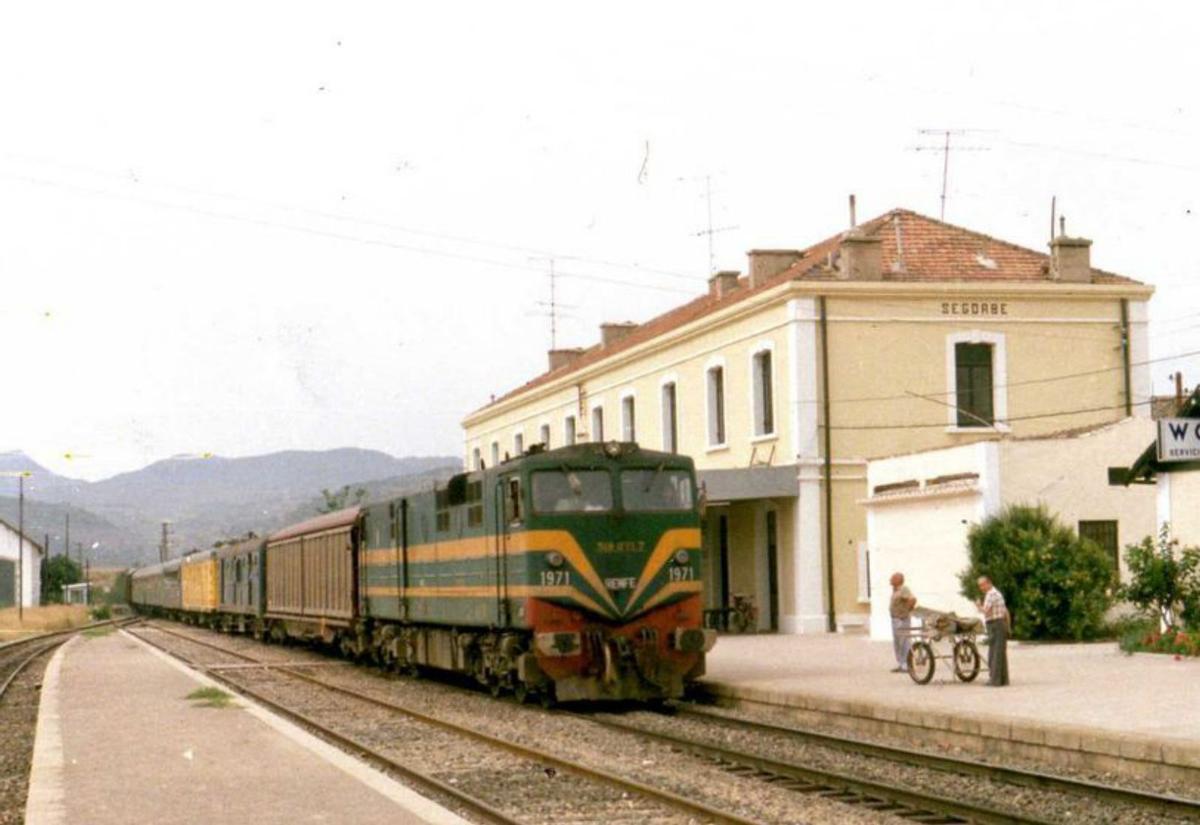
[512,429,524,457]
[471,447,482,471]
[705,356,728,450]
[563,414,577,446]
[748,340,777,440]
[659,373,679,453]
[944,330,1009,432]
[490,441,500,467]
[619,388,637,443]
[591,403,606,443]
[538,422,551,448]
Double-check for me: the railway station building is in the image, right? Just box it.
[462,208,1153,634]
[0,519,43,609]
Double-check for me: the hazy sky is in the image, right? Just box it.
[3,2,1199,480]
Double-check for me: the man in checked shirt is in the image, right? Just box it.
[975,576,1010,686]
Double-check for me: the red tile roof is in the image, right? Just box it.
[470,208,1144,416]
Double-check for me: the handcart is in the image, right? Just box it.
[899,608,985,685]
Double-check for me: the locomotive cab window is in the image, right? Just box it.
[620,469,695,512]
[532,469,613,513]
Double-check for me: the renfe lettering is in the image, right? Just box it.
[941,301,1008,316]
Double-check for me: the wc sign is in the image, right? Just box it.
[1157,418,1200,462]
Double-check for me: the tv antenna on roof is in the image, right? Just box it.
[526,257,577,350]
[681,174,738,275]
[912,129,992,221]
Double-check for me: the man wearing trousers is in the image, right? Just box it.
[889,572,917,673]
[976,576,1010,686]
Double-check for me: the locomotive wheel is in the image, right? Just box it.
[488,677,503,698]
[538,687,556,709]
[907,641,936,685]
[953,639,981,682]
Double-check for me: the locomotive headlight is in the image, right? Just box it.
[546,551,565,568]
[673,549,690,565]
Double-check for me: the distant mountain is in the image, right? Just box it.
[10,448,461,565]
[0,497,138,567]
[0,452,86,499]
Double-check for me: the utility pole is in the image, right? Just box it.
[17,474,24,621]
[160,521,170,563]
[912,129,992,221]
[64,512,70,565]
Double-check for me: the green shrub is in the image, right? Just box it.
[90,604,112,621]
[958,503,1114,641]
[1119,527,1200,631]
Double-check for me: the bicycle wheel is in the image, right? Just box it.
[907,641,936,685]
[953,639,981,682]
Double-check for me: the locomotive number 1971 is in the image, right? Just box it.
[668,566,694,582]
[540,570,571,587]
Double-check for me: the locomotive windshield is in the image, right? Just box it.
[532,469,614,513]
[620,469,694,512]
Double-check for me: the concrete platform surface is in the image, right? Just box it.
[25,631,468,825]
[701,634,1200,779]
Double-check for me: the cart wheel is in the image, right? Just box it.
[907,641,936,684]
[953,639,981,683]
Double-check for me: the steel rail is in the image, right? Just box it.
[133,624,763,825]
[0,641,64,702]
[677,703,1200,822]
[0,617,126,653]
[126,627,521,825]
[573,711,1045,825]
[0,618,137,702]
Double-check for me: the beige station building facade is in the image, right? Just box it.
[462,208,1154,634]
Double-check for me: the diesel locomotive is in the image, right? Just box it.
[130,442,716,703]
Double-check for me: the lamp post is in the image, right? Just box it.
[1,471,33,621]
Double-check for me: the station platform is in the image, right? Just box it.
[699,633,1200,783]
[24,630,468,825]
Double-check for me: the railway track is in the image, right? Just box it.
[661,703,1200,823]
[129,622,765,825]
[131,620,1200,825]
[0,618,129,702]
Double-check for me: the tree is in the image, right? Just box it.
[41,555,83,604]
[318,485,368,514]
[1120,526,1200,630]
[958,503,1114,641]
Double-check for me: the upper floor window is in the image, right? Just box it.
[513,432,524,456]
[564,415,577,446]
[490,441,500,467]
[661,382,678,453]
[539,424,551,448]
[955,342,994,427]
[621,395,636,442]
[592,406,605,442]
[752,349,774,436]
[471,447,482,471]
[707,365,726,446]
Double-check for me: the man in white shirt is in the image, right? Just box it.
[975,576,1009,686]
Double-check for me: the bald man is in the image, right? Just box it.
[889,572,917,672]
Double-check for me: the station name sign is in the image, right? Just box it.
[1157,418,1200,463]
[941,301,1009,316]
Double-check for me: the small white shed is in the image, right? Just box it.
[862,418,1157,641]
[0,519,44,609]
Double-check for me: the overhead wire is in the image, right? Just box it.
[0,169,700,296]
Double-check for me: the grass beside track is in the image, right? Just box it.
[0,605,91,641]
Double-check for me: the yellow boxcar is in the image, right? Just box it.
[181,549,220,613]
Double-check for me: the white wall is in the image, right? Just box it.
[0,523,42,608]
[863,418,1158,640]
[865,441,997,640]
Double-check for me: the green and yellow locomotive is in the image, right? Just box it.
[359,442,715,703]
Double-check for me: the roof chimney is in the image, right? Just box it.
[837,230,883,281]
[708,270,740,299]
[1049,235,1092,283]
[548,348,585,371]
[600,322,637,348]
[747,249,803,289]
